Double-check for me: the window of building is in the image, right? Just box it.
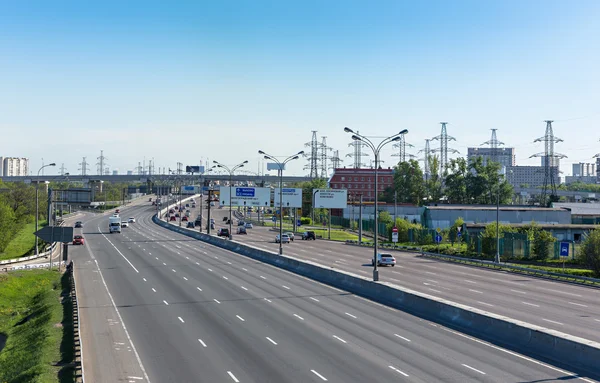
[354,177,358,181]
[348,184,351,189]
[341,176,345,181]
[361,177,364,181]
[341,184,345,188]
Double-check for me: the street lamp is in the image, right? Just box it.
[36,163,56,256]
[344,127,408,281]
[213,160,248,239]
[258,149,304,255]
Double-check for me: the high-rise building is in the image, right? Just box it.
[0,157,3,176]
[2,157,29,176]
[506,165,558,188]
[467,147,516,169]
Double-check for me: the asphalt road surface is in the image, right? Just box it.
[180,201,600,343]
[66,197,599,382]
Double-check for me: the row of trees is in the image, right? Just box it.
[380,156,514,206]
[0,181,46,253]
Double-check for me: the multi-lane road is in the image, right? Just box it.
[181,201,600,344]
[65,197,599,382]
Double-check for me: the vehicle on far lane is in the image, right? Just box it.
[121,221,129,228]
[170,216,177,221]
[128,217,136,223]
[284,232,294,241]
[237,226,247,234]
[182,216,188,221]
[302,231,316,240]
[238,221,245,226]
[186,221,195,228]
[275,234,290,244]
[372,252,396,267]
[74,221,83,228]
[217,228,230,237]
[245,222,253,229]
[73,235,85,245]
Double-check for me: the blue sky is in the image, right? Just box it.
[1,0,599,176]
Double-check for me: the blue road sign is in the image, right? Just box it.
[435,234,442,244]
[457,231,462,237]
[559,242,570,257]
[297,219,301,226]
[272,216,277,222]
[236,188,255,197]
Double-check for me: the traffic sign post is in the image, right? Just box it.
[391,227,398,246]
[435,234,442,243]
[559,241,570,273]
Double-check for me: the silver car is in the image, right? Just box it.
[372,253,396,267]
[275,234,290,244]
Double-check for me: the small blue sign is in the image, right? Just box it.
[236,188,255,197]
[272,216,277,222]
[282,188,295,193]
[435,234,442,244]
[457,231,462,237]
[297,219,301,226]
[559,242,570,257]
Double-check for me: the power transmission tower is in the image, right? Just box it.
[148,159,153,176]
[59,163,67,176]
[319,136,333,178]
[481,128,505,164]
[418,139,432,181]
[392,134,415,163]
[136,162,143,175]
[104,167,110,175]
[330,150,343,170]
[79,157,89,176]
[431,122,459,174]
[529,120,566,206]
[303,131,320,178]
[346,130,370,168]
[177,162,183,175]
[96,150,107,175]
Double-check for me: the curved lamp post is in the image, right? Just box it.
[343,127,408,281]
[258,150,304,255]
[213,160,248,239]
[35,163,56,256]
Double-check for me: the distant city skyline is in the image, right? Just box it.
[1,1,598,177]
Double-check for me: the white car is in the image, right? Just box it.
[128,217,136,223]
[245,222,253,229]
[121,221,129,228]
[284,232,294,241]
[372,253,396,267]
[275,234,290,244]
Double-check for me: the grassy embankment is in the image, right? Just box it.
[0,269,75,383]
[0,220,47,261]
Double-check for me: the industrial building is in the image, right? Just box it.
[506,165,559,188]
[329,167,394,201]
[0,157,29,176]
[467,147,515,169]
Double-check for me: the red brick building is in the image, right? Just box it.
[328,167,394,202]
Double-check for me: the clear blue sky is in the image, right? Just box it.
[1,0,598,176]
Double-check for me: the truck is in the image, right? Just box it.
[109,216,122,233]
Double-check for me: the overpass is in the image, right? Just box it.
[0,173,314,185]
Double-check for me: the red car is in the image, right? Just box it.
[115,209,120,214]
[170,216,177,221]
[182,216,188,221]
[73,235,85,245]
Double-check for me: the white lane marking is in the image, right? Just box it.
[236,315,245,322]
[260,275,266,279]
[468,289,483,294]
[345,312,357,319]
[198,339,207,347]
[149,253,152,255]
[152,288,156,292]
[178,317,185,323]
[197,287,203,292]
[542,318,564,325]
[282,285,290,290]
[522,301,540,307]
[394,334,411,342]
[176,245,181,249]
[227,371,240,382]
[98,228,140,273]
[92,259,151,383]
[196,262,200,265]
[143,278,147,282]
[388,366,409,377]
[425,271,437,275]
[568,302,588,308]
[183,277,188,281]
[464,279,477,284]
[293,314,304,320]
[172,269,177,273]
[213,299,221,304]
[311,369,328,381]
[128,377,144,380]
[332,335,347,343]
[310,297,320,302]
[264,298,272,303]
[441,327,596,383]
[462,364,486,375]
[428,288,442,293]
[227,261,232,265]
[594,319,600,323]
[240,286,248,291]
[208,268,213,272]
[477,301,494,307]
[242,268,248,271]
[163,300,169,305]
[155,257,159,260]
[266,337,278,345]
[547,290,581,297]
[163,263,167,266]
[186,256,189,260]
[426,279,439,284]
[223,276,229,280]
[510,289,526,294]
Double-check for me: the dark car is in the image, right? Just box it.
[217,228,230,237]
[223,217,228,222]
[186,221,195,228]
[175,213,180,217]
[238,221,245,226]
[237,226,247,234]
[302,231,316,240]
[170,216,177,221]
[182,216,188,221]
[73,235,85,245]
[194,218,202,226]
[74,221,83,228]
[169,209,175,214]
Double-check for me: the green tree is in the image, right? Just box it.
[444,157,468,204]
[425,155,444,204]
[298,178,327,219]
[577,229,600,277]
[393,159,424,205]
[0,201,16,252]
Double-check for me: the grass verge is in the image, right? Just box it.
[311,229,359,241]
[0,220,47,261]
[0,269,75,383]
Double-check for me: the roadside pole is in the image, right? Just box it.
[358,194,363,244]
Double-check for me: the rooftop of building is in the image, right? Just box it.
[553,202,600,216]
[425,204,567,212]
[332,167,393,173]
[466,223,598,230]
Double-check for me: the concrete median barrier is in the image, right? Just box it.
[153,214,600,378]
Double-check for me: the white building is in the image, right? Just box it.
[2,157,29,176]
[506,165,559,188]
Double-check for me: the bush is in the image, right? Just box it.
[531,229,556,260]
[300,217,311,225]
[577,229,600,277]
[480,222,516,256]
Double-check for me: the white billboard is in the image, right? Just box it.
[274,188,302,208]
[313,189,348,209]
[220,187,271,207]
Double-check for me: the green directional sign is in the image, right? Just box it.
[34,226,74,243]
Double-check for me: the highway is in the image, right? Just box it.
[187,202,600,343]
[65,197,598,382]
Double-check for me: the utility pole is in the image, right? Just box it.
[79,157,89,176]
[96,150,107,176]
[304,131,320,179]
[358,194,363,244]
[529,120,566,206]
[431,122,459,175]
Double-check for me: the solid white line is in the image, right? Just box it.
[311,369,328,381]
[198,339,207,347]
[394,334,411,342]
[332,335,347,343]
[236,315,245,322]
[462,364,486,375]
[163,300,169,305]
[92,259,151,382]
[282,285,290,290]
[242,268,248,271]
[568,302,588,308]
[542,318,564,325]
[214,299,221,304]
[227,371,240,382]
[428,288,442,293]
[293,314,304,320]
[240,286,248,291]
[197,287,202,291]
[464,279,477,284]
[388,366,409,377]
[522,301,540,307]
[183,277,188,281]
[310,297,320,302]
[468,289,483,294]
[345,312,357,319]
[98,229,140,273]
[152,288,156,292]
[266,337,277,345]
[477,301,494,307]
[178,317,185,323]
